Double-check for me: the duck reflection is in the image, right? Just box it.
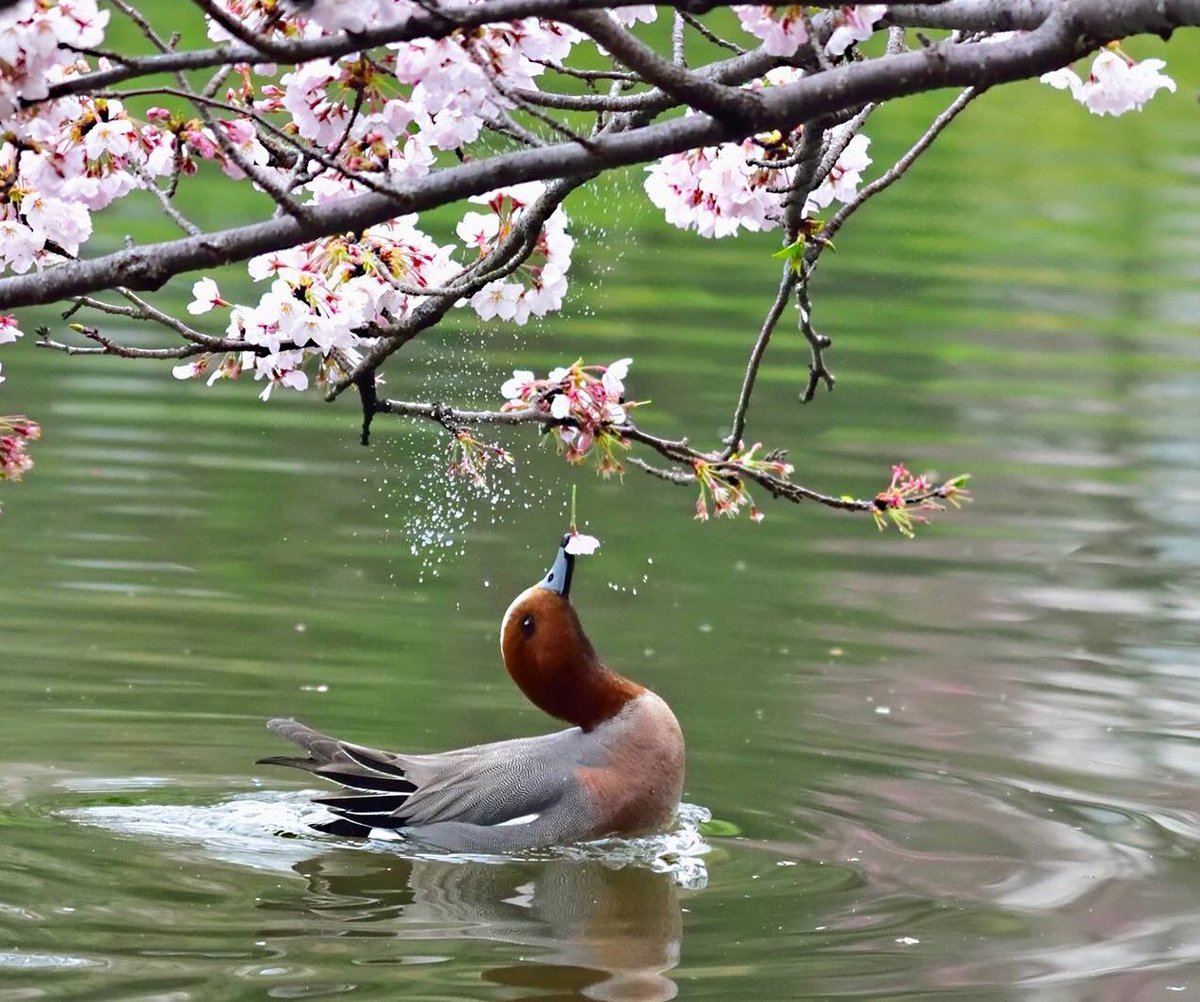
[291,852,682,1002]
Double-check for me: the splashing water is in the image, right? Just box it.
[358,206,625,576]
[68,790,711,887]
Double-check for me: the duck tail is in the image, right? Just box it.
[258,718,343,766]
[257,718,417,835]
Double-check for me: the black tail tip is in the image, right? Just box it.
[310,817,374,838]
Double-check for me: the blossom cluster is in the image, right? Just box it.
[171,0,582,400]
[172,182,572,399]
[0,0,1182,414]
[0,351,41,505]
[0,0,337,283]
[0,405,41,485]
[645,75,873,239]
[447,429,514,489]
[872,464,970,537]
[693,443,794,523]
[500,358,635,475]
[733,5,887,59]
[0,0,583,400]
[1041,47,1176,117]
[0,0,107,120]
[457,184,574,324]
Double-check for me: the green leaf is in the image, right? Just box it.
[699,817,742,837]
[771,238,806,274]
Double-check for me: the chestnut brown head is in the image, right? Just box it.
[500,537,640,729]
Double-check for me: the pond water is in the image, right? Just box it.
[3,38,1200,1002]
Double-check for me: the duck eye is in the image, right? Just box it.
[520,613,535,638]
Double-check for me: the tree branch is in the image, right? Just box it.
[377,395,963,517]
[12,5,1183,311]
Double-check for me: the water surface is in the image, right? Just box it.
[2,40,1200,1001]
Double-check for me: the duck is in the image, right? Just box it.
[258,536,686,853]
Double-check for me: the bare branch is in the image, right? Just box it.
[797,273,834,402]
[560,9,763,122]
[815,85,981,257]
[375,395,959,517]
[724,267,798,457]
[187,0,296,60]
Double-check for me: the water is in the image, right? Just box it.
[3,38,1200,1001]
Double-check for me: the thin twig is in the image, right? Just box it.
[814,85,981,257]
[796,271,833,402]
[679,11,746,54]
[723,267,797,457]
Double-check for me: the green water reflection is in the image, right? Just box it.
[3,35,1200,1001]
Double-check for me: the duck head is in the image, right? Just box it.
[501,536,643,731]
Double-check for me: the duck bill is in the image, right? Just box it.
[537,535,574,599]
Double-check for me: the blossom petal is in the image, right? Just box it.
[564,532,601,555]
[550,393,572,419]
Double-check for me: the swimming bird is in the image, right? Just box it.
[258,536,685,852]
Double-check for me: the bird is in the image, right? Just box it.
[258,536,685,852]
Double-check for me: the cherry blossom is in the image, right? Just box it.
[500,369,537,401]
[645,113,872,239]
[0,0,1180,456]
[735,5,884,58]
[807,133,872,210]
[1041,48,1176,116]
[188,278,228,316]
[0,0,108,120]
[500,358,638,475]
[734,6,810,58]
[826,6,887,58]
[693,443,793,523]
[872,464,971,537]
[172,358,209,381]
[564,531,601,555]
[0,408,40,484]
[0,315,23,345]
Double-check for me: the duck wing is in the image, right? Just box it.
[258,718,583,840]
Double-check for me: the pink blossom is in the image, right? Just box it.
[500,369,536,402]
[808,132,872,210]
[0,409,40,481]
[0,220,40,274]
[564,531,601,555]
[734,6,809,57]
[21,195,92,255]
[499,358,638,474]
[826,5,886,58]
[1041,49,1176,117]
[83,117,138,160]
[0,315,22,345]
[254,351,309,401]
[456,211,499,253]
[602,358,632,399]
[188,277,227,315]
[172,358,209,380]
[217,117,271,179]
[470,282,523,322]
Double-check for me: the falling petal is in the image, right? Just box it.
[565,532,601,555]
